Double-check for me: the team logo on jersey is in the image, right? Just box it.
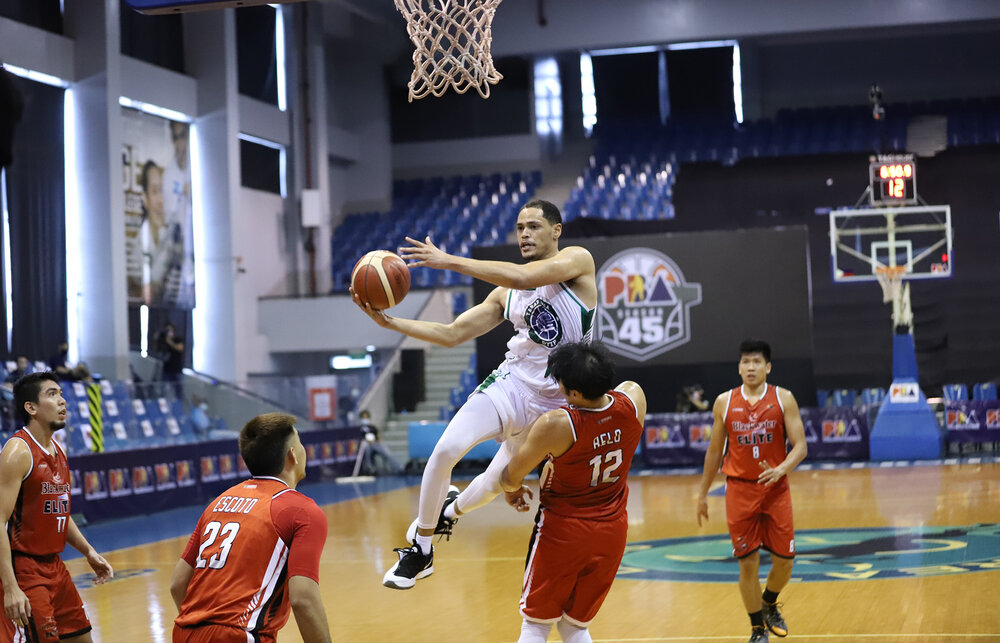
[524,299,563,348]
[597,248,702,361]
[618,524,1000,582]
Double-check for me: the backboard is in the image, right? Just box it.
[829,205,952,283]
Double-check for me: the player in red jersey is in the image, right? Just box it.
[170,412,331,643]
[499,342,645,643]
[696,339,807,643]
[0,372,114,643]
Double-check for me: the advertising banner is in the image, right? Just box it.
[122,108,195,309]
[944,400,1000,443]
[641,407,869,467]
[68,427,362,521]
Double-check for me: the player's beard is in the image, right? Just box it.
[49,419,66,431]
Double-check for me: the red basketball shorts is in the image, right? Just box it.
[725,476,795,559]
[173,623,277,643]
[1,553,91,643]
[520,507,628,626]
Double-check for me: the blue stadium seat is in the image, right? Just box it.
[831,389,858,407]
[861,387,887,405]
[942,383,969,402]
[816,389,830,407]
[973,382,998,401]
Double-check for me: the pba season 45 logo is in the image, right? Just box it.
[597,248,702,361]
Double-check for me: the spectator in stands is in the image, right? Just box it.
[155,323,185,399]
[676,384,709,413]
[359,409,404,475]
[47,342,91,382]
[190,394,212,438]
[4,356,33,385]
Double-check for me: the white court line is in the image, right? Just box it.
[586,635,1000,642]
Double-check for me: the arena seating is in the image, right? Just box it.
[564,97,1000,223]
[330,171,541,291]
[0,373,220,455]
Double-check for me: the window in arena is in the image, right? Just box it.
[238,134,286,197]
[236,5,281,108]
[534,57,562,136]
[580,53,596,136]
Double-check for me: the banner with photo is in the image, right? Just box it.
[122,108,195,309]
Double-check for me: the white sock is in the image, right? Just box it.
[556,619,592,643]
[415,534,433,556]
[518,620,551,643]
[444,500,460,520]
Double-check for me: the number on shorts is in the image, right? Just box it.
[588,449,623,487]
[195,521,241,569]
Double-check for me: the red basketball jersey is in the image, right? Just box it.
[721,383,788,480]
[175,477,326,637]
[7,428,73,556]
[539,391,643,520]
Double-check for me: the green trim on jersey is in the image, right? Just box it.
[556,282,596,340]
[504,289,514,322]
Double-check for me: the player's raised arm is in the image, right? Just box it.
[696,392,729,525]
[401,237,595,291]
[352,285,507,347]
[615,380,647,424]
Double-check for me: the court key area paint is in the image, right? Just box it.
[619,524,1000,582]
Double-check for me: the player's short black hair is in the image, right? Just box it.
[739,338,772,363]
[13,371,59,424]
[239,412,297,477]
[547,341,615,401]
[521,199,562,227]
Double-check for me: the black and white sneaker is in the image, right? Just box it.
[762,601,788,637]
[405,484,460,542]
[382,540,434,590]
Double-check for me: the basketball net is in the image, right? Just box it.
[875,265,913,331]
[394,0,503,101]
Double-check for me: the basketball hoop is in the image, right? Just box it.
[875,265,913,331]
[394,0,503,101]
[874,265,906,304]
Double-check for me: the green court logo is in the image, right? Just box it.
[619,524,1000,582]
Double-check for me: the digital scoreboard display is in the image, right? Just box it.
[869,154,917,205]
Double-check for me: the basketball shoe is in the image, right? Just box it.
[762,601,787,637]
[405,484,460,542]
[382,540,434,590]
[748,625,769,642]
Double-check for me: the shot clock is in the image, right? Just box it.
[869,154,917,205]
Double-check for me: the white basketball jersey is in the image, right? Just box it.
[481,282,595,400]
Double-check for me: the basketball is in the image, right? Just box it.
[351,250,410,310]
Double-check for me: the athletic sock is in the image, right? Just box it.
[443,501,459,520]
[415,534,433,556]
[749,610,764,629]
[762,588,779,605]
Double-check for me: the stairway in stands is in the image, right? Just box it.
[382,342,477,466]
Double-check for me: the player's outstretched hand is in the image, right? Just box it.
[350,287,390,327]
[4,584,31,628]
[696,497,709,526]
[757,460,785,486]
[87,550,114,584]
[399,236,450,270]
[504,485,534,512]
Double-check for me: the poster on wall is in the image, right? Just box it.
[122,108,195,309]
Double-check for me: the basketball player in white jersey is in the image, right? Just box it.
[351,199,597,589]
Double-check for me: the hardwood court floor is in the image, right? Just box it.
[68,463,1000,642]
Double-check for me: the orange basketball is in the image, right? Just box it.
[352,250,411,310]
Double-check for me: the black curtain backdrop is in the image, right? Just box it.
[665,46,735,121]
[119,0,185,73]
[591,52,660,122]
[5,77,65,362]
